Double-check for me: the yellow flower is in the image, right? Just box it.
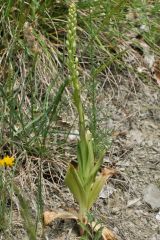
[0,156,15,167]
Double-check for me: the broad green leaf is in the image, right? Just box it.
[65,164,87,208]
[87,168,115,210]
[84,149,105,189]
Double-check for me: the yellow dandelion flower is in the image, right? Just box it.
[0,156,15,167]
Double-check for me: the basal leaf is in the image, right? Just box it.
[84,149,105,189]
[87,168,116,210]
[65,164,87,208]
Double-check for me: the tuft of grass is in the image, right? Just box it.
[0,1,68,154]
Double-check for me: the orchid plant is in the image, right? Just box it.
[43,3,116,239]
[64,1,115,225]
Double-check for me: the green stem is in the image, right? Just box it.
[78,205,87,224]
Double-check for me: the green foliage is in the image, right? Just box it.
[79,213,103,240]
[0,0,69,155]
